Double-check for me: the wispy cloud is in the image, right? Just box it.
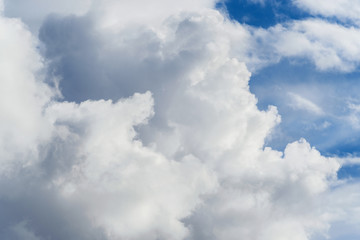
[288,92,324,115]
[293,0,360,25]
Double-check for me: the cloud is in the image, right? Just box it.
[187,138,340,240]
[293,0,360,25]
[1,0,360,240]
[90,0,217,29]
[3,0,217,33]
[288,92,324,115]
[343,102,360,129]
[247,19,360,72]
[44,93,218,240]
[0,7,217,240]
[3,0,92,32]
[7,221,42,240]
[215,1,360,72]
[247,0,267,6]
[0,13,54,175]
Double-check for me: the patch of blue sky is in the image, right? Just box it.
[250,59,360,179]
[216,0,310,28]
[250,60,360,179]
[217,0,360,178]
[337,165,360,179]
[216,0,359,28]
[251,59,360,153]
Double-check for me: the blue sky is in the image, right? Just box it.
[219,0,360,177]
[217,0,310,27]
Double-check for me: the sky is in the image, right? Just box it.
[1,0,360,239]
[218,0,360,161]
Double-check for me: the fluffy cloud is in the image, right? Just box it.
[1,0,359,240]
[0,5,217,239]
[3,0,216,33]
[0,11,53,175]
[187,138,340,240]
[245,19,360,71]
[45,93,217,240]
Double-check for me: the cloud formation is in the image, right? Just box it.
[293,0,360,25]
[1,0,360,239]
[245,19,360,72]
[288,92,324,115]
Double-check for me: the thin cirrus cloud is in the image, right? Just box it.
[1,0,360,240]
[293,0,360,25]
[287,92,324,115]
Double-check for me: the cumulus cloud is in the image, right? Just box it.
[0,5,217,239]
[212,1,360,72]
[45,93,218,240]
[187,138,340,240]
[1,0,360,240]
[0,12,54,175]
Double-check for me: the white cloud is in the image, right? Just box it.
[1,1,360,240]
[0,8,218,240]
[337,156,360,166]
[344,102,360,129]
[12,0,360,73]
[323,182,360,238]
[45,93,217,240]
[293,0,360,25]
[90,0,217,29]
[187,138,340,240]
[3,0,216,33]
[288,92,324,115]
[247,19,360,72]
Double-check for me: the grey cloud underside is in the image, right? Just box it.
[1,1,360,240]
[39,14,212,101]
[38,13,230,144]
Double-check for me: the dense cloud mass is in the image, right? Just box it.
[1,0,360,239]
